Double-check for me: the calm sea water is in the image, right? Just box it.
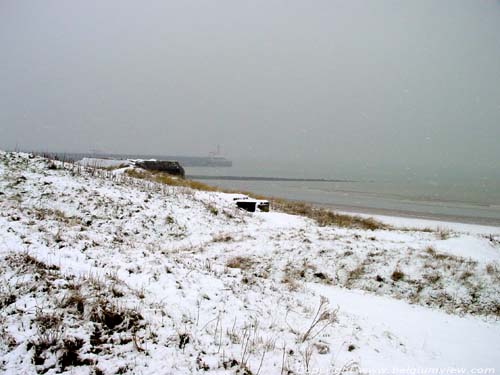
[186,162,500,226]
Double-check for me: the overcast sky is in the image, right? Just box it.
[1,0,499,178]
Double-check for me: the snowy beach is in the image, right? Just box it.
[1,151,499,374]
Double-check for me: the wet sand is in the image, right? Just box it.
[314,201,500,227]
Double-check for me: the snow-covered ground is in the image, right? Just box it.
[0,151,499,375]
[76,158,132,169]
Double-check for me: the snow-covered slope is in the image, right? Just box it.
[1,152,499,374]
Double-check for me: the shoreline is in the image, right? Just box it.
[312,200,500,228]
[188,178,500,228]
[187,175,500,229]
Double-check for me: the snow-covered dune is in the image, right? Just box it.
[1,151,499,374]
[76,157,132,169]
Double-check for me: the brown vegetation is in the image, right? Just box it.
[126,169,386,230]
[126,169,219,191]
[391,269,405,282]
[1,251,146,373]
[270,199,387,230]
[226,256,254,270]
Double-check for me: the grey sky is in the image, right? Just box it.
[1,0,499,178]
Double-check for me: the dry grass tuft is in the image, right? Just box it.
[423,272,441,283]
[226,256,254,270]
[87,298,143,331]
[425,246,454,261]
[282,260,333,287]
[436,226,452,240]
[391,269,405,282]
[345,263,366,288]
[212,233,233,242]
[486,263,500,282]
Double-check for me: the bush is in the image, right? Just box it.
[391,270,405,282]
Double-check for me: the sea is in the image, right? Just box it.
[186,160,500,227]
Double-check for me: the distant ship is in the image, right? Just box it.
[204,145,232,167]
[188,155,232,167]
